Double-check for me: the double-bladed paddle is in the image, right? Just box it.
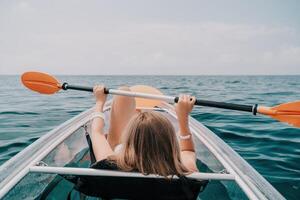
[21,71,300,128]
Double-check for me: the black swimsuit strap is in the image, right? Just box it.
[85,133,97,165]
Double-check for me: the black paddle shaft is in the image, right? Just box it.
[174,97,257,114]
[61,83,109,94]
[61,83,257,115]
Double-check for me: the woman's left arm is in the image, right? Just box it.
[175,95,198,172]
[91,85,114,161]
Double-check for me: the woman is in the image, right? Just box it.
[90,85,198,177]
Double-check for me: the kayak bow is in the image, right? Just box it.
[0,101,285,199]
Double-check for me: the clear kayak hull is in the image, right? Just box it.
[0,102,285,200]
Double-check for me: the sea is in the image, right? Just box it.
[0,75,299,199]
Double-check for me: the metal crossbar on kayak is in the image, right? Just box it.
[29,166,235,181]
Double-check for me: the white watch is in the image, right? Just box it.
[179,134,192,140]
[91,112,105,122]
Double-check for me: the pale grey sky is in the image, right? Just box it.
[0,0,299,75]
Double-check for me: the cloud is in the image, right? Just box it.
[0,1,299,75]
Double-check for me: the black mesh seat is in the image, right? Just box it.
[61,133,209,200]
[70,174,208,200]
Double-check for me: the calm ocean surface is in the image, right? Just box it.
[0,75,299,199]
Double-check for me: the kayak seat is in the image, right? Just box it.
[62,133,208,200]
[71,173,208,200]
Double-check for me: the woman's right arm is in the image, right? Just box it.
[91,85,114,161]
[175,94,198,172]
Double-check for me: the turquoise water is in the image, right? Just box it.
[0,75,299,199]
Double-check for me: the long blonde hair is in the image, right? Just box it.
[108,111,188,177]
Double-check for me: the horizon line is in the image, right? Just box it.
[1,73,300,76]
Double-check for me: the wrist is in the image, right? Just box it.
[95,102,104,112]
[179,126,191,134]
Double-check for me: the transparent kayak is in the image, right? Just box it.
[0,102,285,200]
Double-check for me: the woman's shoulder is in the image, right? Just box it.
[90,159,119,170]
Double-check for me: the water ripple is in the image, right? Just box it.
[0,111,40,115]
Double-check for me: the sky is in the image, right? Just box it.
[0,0,299,75]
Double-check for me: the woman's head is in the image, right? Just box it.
[110,111,187,176]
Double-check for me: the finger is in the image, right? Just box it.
[179,94,184,102]
[102,86,106,94]
[96,85,101,92]
[181,94,186,102]
[191,96,196,104]
[190,96,195,102]
[190,97,196,109]
[184,95,189,102]
[97,85,103,93]
[93,85,98,93]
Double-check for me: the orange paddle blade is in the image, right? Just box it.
[271,115,300,128]
[130,85,163,108]
[258,101,300,128]
[21,71,61,94]
[273,101,300,113]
